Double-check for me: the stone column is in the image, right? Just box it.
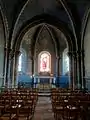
[77,51,82,89]
[59,54,62,75]
[34,57,36,75]
[13,50,20,88]
[5,48,12,88]
[56,56,59,77]
[68,51,78,90]
[8,50,16,88]
[31,57,34,75]
[7,58,11,88]
[81,50,85,89]
[72,51,77,90]
[57,56,60,76]
[3,47,7,87]
[5,49,15,88]
[31,57,34,86]
[11,56,15,88]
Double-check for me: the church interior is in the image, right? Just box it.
[0,0,90,120]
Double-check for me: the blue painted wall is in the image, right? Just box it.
[56,76,69,88]
[17,73,32,88]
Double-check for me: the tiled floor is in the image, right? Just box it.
[33,96,54,120]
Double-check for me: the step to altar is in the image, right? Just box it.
[38,92,51,97]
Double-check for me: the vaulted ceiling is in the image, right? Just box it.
[0,0,90,51]
[21,23,67,56]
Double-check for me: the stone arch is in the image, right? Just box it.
[81,7,90,49]
[34,24,58,59]
[0,9,8,87]
[13,14,75,52]
[81,7,90,90]
[11,14,77,89]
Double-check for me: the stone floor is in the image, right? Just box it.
[32,96,54,120]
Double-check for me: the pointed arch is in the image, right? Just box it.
[34,24,58,58]
[81,6,90,49]
[57,0,78,49]
[13,14,75,52]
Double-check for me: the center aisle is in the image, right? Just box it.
[33,96,54,120]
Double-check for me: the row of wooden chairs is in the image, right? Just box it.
[0,88,38,120]
[51,88,90,120]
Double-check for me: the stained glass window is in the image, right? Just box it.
[39,51,51,73]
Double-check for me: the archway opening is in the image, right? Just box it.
[15,21,73,89]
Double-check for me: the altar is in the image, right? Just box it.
[34,76,55,84]
[33,76,55,92]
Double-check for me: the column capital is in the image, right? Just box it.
[14,50,21,56]
[7,49,14,60]
[81,50,85,57]
[31,56,35,60]
[79,50,85,57]
[76,50,84,54]
[76,50,85,58]
[72,51,77,58]
[67,51,78,59]
[10,50,21,60]
[68,50,84,57]
[4,47,12,53]
[56,56,60,59]
[67,51,73,57]
[56,54,62,59]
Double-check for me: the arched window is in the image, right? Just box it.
[18,49,27,73]
[63,48,69,75]
[38,51,51,73]
[18,54,22,72]
[65,54,69,72]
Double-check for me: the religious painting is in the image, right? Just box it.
[38,51,51,73]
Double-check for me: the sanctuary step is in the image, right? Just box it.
[37,84,55,96]
[38,92,51,97]
[37,84,56,89]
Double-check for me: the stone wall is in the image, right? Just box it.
[84,15,90,90]
[0,18,4,87]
